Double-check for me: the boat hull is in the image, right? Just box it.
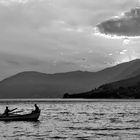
[0,112,40,121]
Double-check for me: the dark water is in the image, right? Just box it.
[0,100,140,140]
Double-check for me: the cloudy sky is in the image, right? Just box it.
[0,0,140,79]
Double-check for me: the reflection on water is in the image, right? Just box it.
[0,101,140,139]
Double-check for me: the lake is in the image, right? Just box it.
[0,100,140,139]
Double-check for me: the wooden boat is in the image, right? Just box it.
[0,111,40,121]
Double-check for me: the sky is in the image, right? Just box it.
[0,0,140,79]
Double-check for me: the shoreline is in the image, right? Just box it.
[0,98,140,103]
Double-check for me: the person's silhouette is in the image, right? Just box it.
[32,104,40,113]
[3,106,10,116]
[3,106,17,116]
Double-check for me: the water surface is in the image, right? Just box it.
[0,101,140,140]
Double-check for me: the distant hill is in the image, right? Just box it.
[64,74,140,99]
[0,59,140,98]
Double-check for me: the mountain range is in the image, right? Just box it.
[0,59,140,98]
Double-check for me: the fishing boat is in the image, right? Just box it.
[0,111,40,121]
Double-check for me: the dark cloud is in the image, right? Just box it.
[97,7,140,37]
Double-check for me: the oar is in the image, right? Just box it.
[11,109,25,114]
[12,110,24,114]
[10,108,18,112]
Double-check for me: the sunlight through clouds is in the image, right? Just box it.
[0,0,139,78]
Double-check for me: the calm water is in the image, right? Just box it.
[0,101,140,140]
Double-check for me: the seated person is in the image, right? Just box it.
[3,106,17,116]
[32,104,40,113]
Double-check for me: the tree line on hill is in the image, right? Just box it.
[63,82,140,99]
